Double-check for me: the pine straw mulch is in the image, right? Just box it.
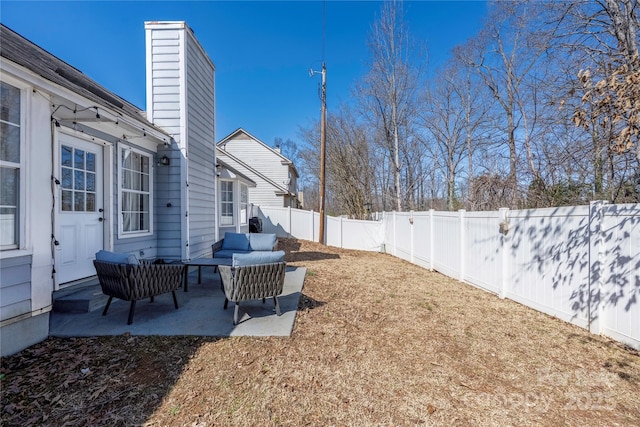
[1,238,639,426]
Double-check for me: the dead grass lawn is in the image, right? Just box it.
[2,238,639,426]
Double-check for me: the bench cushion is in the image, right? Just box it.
[249,233,277,251]
[232,250,286,267]
[222,232,250,251]
[95,250,139,265]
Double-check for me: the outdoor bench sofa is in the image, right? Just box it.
[212,232,278,258]
[93,250,185,325]
[218,250,287,325]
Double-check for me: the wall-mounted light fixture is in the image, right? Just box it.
[158,155,170,166]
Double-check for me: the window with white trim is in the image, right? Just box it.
[220,180,234,226]
[0,82,21,250]
[119,146,152,236]
[240,184,248,225]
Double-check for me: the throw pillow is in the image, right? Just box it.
[222,232,251,251]
[249,233,277,251]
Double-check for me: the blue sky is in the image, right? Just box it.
[1,0,487,147]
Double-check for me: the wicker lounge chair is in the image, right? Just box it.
[93,259,185,325]
[218,251,286,325]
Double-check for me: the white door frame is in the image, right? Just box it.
[53,128,113,289]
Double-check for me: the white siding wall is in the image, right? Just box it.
[185,29,216,258]
[216,152,280,208]
[146,21,216,259]
[146,24,185,259]
[222,134,289,207]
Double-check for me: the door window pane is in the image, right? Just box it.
[74,192,85,211]
[62,190,72,211]
[86,193,96,212]
[74,170,85,191]
[86,152,95,172]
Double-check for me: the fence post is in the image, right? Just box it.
[589,201,606,334]
[499,208,510,299]
[340,215,344,248]
[459,209,466,282]
[429,209,434,271]
[410,210,415,263]
[393,211,397,256]
[287,206,292,238]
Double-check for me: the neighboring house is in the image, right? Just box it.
[217,128,299,208]
[215,158,256,235]
[0,21,224,356]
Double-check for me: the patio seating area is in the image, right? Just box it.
[49,265,306,337]
[4,238,639,426]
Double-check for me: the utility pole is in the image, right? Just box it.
[310,62,327,244]
[319,62,327,244]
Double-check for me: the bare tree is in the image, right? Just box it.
[422,70,468,210]
[298,105,378,218]
[357,0,424,212]
[457,1,561,208]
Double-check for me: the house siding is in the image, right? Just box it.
[219,132,296,207]
[146,24,187,259]
[146,21,216,259]
[0,255,31,321]
[155,144,184,260]
[185,32,216,258]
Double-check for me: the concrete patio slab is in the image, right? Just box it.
[49,266,306,338]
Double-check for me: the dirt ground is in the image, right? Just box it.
[1,238,639,426]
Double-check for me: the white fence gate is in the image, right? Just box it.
[258,203,639,350]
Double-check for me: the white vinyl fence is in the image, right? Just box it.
[257,206,383,251]
[258,203,639,349]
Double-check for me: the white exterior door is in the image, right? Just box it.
[56,134,104,285]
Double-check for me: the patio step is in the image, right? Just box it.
[52,279,108,313]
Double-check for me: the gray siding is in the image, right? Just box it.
[154,143,184,260]
[147,26,185,259]
[185,32,216,258]
[0,255,32,321]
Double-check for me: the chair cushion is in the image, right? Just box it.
[95,250,139,265]
[215,249,251,259]
[232,250,285,267]
[249,233,277,251]
[222,232,250,251]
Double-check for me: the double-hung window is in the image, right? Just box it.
[240,184,248,225]
[220,180,234,226]
[119,146,152,236]
[0,82,22,250]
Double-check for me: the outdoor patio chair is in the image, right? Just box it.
[218,251,286,325]
[93,252,185,325]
